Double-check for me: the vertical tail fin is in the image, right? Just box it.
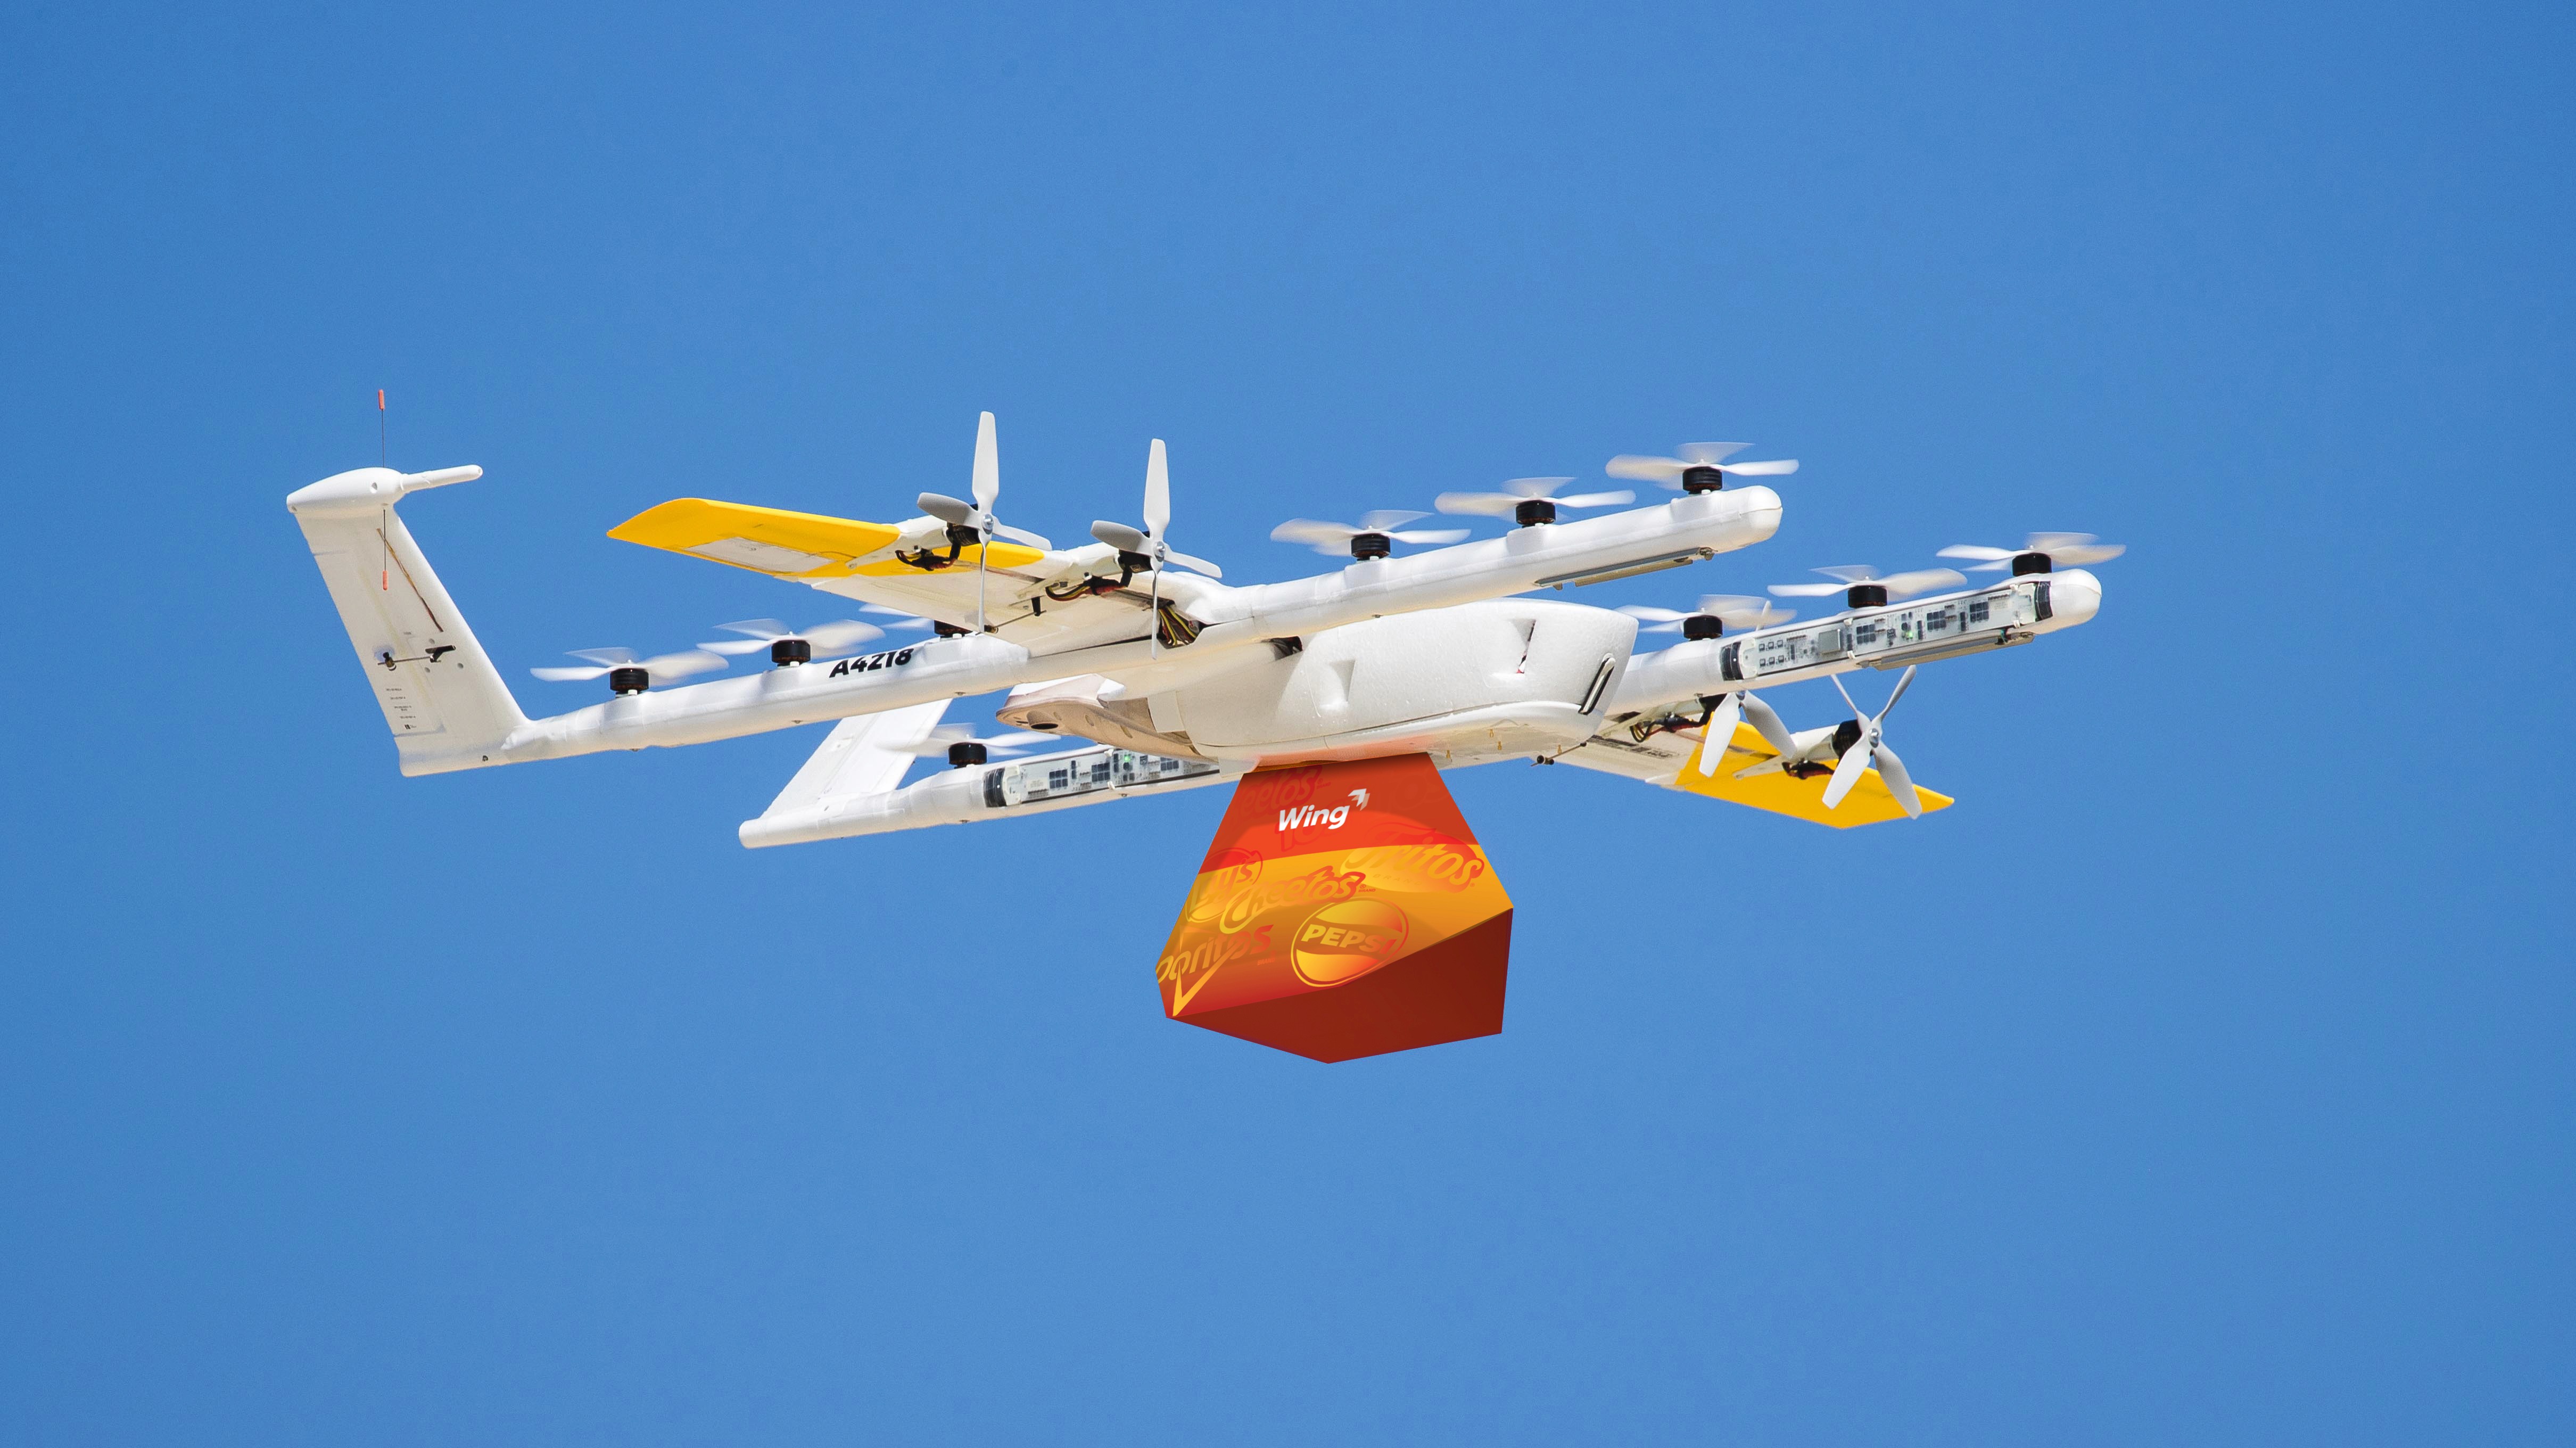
[286,465,529,776]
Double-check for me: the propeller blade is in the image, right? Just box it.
[1880,665,1917,719]
[1700,595,1794,628]
[1161,547,1224,579]
[1821,731,1874,809]
[530,665,610,681]
[1091,520,1149,552]
[1719,458,1798,476]
[1830,670,1863,720]
[1387,528,1469,546]
[1937,544,2015,562]
[1554,489,1635,509]
[1881,568,1967,598]
[1605,454,1687,482]
[857,604,937,630]
[1619,605,1692,623]
[802,620,885,654]
[1768,582,1847,597]
[971,411,999,511]
[1357,509,1429,532]
[1143,439,1170,538]
[988,521,1053,550]
[699,638,772,655]
[2047,542,2125,565]
[1432,491,1523,517]
[2025,532,2098,553]
[638,649,728,680]
[1503,476,1574,498]
[1270,519,1359,549]
[986,730,1055,751]
[1873,741,1923,818]
[917,492,973,527]
[1697,694,1743,776]
[715,619,791,640]
[1738,692,1798,758]
[1674,442,1753,466]
[1813,565,1882,584]
[565,647,641,667]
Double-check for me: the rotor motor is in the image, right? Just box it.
[608,667,650,695]
[1679,465,1727,493]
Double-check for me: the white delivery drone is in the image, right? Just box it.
[288,416,2113,1062]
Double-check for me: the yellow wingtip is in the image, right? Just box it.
[1675,721,1953,828]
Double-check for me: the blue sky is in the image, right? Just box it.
[4,2,2570,1442]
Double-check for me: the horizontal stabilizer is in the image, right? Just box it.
[740,701,951,845]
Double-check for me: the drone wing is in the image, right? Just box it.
[608,497,1165,649]
[1561,720,1951,828]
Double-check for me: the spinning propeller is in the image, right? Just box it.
[1605,442,1799,493]
[1434,476,1634,526]
[530,646,727,694]
[916,412,1054,633]
[1769,564,1966,609]
[859,605,936,631]
[699,618,884,665]
[1938,532,2126,575]
[1620,594,1797,640]
[898,724,1058,768]
[1270,511,1469,560]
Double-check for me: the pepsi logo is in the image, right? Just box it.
[1291,899,1409,986]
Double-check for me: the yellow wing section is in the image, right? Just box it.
[606,498,1045,580]
[1674,721,1953,828]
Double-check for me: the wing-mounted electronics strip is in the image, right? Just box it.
[740,727,1240,848]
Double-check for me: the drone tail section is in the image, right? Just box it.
[285,466,529,776]
[1156,754,1513,1063]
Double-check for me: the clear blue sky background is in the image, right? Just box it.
[4,3,2569,1442]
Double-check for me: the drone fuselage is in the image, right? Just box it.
[285,462,2101,841]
